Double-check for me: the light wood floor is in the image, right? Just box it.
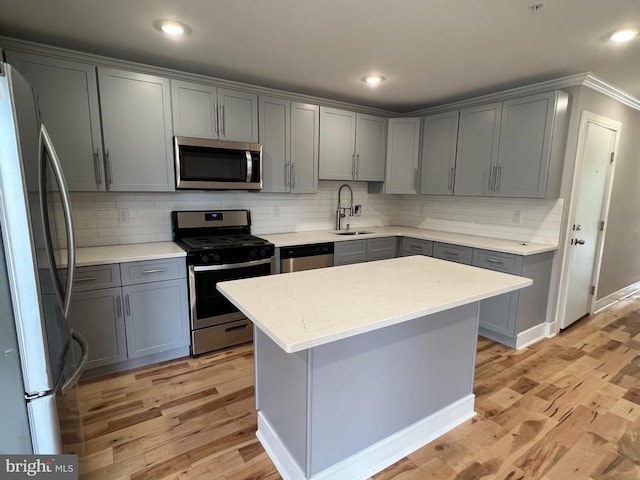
[78,293,640,480]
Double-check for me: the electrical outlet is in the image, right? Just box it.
[512,210,522,224]
[354,205,362,215]
[273,206,280,218]
[119,209,129,223]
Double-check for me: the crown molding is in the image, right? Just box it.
[582,74,640,111]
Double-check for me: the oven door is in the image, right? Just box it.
[188,258,273,330]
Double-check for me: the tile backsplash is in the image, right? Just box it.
[69,183,564,247]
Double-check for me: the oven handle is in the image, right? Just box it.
[192,258,272,272]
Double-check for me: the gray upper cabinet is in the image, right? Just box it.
[419,111,459,195]
[453,91,567,198]
[291,102,319,193]
[495,91,566,198]
[98,67,174,191]
[319,107,386,181]
[260,97,319,193]
[384,118,421,194]
[171,79,258,143]
[5,50,105,191]
[355,113,386,181]
[319,107,356,180]
[259,96,291,193]
[454,103,502,196]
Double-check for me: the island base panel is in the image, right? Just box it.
[255,302,480,480]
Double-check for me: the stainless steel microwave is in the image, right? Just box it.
[174,136,263,190]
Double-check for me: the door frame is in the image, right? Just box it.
[556,111,621,330]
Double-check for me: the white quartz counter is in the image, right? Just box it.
[218,255,532,353]
[74,242,185,267]
[257,226,556,256]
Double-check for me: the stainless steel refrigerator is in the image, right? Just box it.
[0,62,88,454]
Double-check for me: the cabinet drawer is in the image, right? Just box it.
[366,237,398,261]
[400,238,433,257]
[472,249,522,275]
[433,242,472,265]
[120,258,186,285]
[73,264,121,292]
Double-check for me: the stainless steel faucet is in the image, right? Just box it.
[335,184,353,231]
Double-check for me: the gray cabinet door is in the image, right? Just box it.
[171,79,218,138]
[355,113,386,181]
[98,67,175,191]
[478,291,519,337]
[123,278,189,359]
[319,107,356,180]
[366,237,398,261]
[419,111,459,195]
[454,103,501,196]
[218,88,259,143]
[68,287,126,368]
[6,50,104,191]
[385,118,421,194]
[259,96,290,193]
[291,102,319,193]
[400,238,433,257]
[333,240,366,265]
[495,92,557,198]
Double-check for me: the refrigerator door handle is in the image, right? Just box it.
[39,123,76,317]
[60,330,89,395]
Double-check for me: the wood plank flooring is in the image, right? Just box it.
[78,292,640,479]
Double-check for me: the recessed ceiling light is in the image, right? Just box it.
[362,75,385,86]
[154,20,191,37]
[610,28,638,43]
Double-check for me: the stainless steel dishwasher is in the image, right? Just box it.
[280,243,334,273]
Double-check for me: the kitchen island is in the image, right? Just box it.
[218,256,532,480]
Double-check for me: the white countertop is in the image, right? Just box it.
[257,226,556,256]
[74,242,185,267]
[218,255,532,353]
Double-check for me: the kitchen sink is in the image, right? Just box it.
[331,230,373,236]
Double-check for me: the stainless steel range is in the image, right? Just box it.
[172,210,275,356]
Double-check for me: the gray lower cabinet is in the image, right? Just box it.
[433,242,473,264]
[333,240,367,265]
[334,237,398,265]
[366,237,398,261]
[472,249,553,347]
[68,258,189,370]
[400,237,433,257]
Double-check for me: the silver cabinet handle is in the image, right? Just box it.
[125,294,131,316]
[485,258,504,265]
[142,268,168,275]
[356,153,360,179]
[351,153,356,179]
[94,149,102,186]
[413,167,418,191]
[39,123,75,317]
[488,166,494,191]
[290,162,295,189]
[116,295,122,317]
[449,167,454,192]
[496,165,502,193]
[285,161,291,188]
[105,149,113,186]
[219,103,225,136]
[75,276,97,282]
[213,101,219,134]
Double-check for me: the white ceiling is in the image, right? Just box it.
[0,0,639,112]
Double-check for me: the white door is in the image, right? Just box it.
[562,117,619,328]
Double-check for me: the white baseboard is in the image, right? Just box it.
[515,323,547,350]
[257,394,476,480]
[594,281,640,313]
[545,321,557,338]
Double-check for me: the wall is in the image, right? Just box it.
[576,88,640,298]
[70,182,564,248]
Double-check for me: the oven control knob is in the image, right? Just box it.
[260,248,268,258]
[200,254,209,263]
[213,254,221,263]
[250,250,257,258]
